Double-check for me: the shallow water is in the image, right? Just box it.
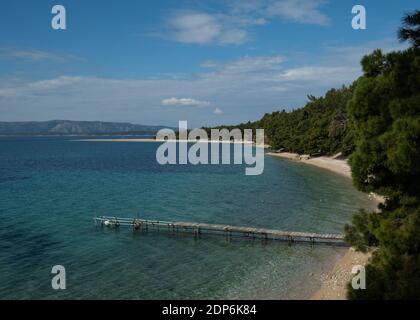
[0,136,375,299]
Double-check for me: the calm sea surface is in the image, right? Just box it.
[0,136,375,299]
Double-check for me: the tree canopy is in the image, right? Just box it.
[207,85,355,156]
[398,10,420,48]
[345,11,420,299]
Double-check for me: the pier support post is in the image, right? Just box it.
[261,232,268,245]
[193,227,200,239]
[225,230,232,242]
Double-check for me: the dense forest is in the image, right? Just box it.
[258,86,355,155]
[205,84,356,156]
[210,10,420,299]
[344,10,420,299]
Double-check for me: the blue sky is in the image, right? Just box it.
[0,0,418,127]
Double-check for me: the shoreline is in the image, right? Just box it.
[268,152,385,204]
[310,248,371,300]
[267,152,352,178]
[74,138,271,148]
[268,152,376,300]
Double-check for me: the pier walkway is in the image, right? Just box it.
[94,216,346,245]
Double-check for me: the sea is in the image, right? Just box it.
[0,136,376,299]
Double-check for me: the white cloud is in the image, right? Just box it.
[213,107,224,115]
[167,11,264,45]
[0,76,84,97]
[208,55,285,74]
[170,13,221,44]
[164,1,331,46]
[28,76,84,90]
[161,97,210,107]
[219,29,248,45]
[0,48,84,62]
[266,0,330,25]
[279,66,356,81]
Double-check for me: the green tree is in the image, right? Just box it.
[348,47,420,200]
[238,86,355,156]
[345,11,420,299]
[398,10,420,48]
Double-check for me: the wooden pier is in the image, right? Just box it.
[94,216,346,245]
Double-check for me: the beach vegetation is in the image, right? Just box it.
[345,10,420,299]
[205,85,355,156]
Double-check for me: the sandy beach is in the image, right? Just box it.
[267,152,352,178]
[268,152,378,300]
[311,248,371,300]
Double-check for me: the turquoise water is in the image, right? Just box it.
[0,137,375,299]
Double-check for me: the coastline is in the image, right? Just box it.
[310,248,371,300]
[268,152,385,204]
[267,152,352,178]
[268,152,375,300]
[74,138,270,149]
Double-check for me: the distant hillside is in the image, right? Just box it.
[0,120,170,135]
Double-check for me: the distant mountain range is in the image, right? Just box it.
[0,120,171,135]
